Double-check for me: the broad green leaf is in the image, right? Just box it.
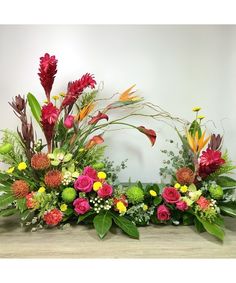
[0,194,14,208]
[183,214,194,226]
[0,208,18,217]
[216,176,236,188]
[77,211,96,223]
[194,218,205,233]
[27,93,42,125]
[196,215,224,241]
[110,212,139,239]
[93,212,112,239]
[219,202,236,217]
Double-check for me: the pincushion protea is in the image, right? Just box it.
[12,180,30,198]
[199,148,225,178]
[38,53,57,102]
[31,153,51,170]
[44,170,62,188]
[176,167,195,185]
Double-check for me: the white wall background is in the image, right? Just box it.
[0,25,236,182]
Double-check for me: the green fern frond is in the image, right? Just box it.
[78,90,98,109]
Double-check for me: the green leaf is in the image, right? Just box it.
[216,176,236,188]
[27,93,42,125]
[0,194,14,209]
[196,215,224,241]
[194,218,205,233]
[16,198,27,213]
[93,212,112,239]
[110,212,139,239]
[183,214,194,226]
[137,181,143,190]
[0,208,18,217]
[189,120,202,137]
[219,202,236,217]
[77,211,96,223]
[153,197,162,206]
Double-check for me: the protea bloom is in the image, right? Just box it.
[208,134,223,151]
[199,148,225,178]
[176,167,195,185]
[61,73,96,109]
[38,53,58,102]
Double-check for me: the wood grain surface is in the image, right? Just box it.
[0,216,235,258]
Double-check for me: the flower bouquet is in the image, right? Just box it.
[0,53,180,239]
[156,108,236,240]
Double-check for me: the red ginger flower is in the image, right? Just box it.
[61,73,96,109]
[199,148,225,178]
[38,53,57,102]
[43,208,63,226]
[41,103,59,151]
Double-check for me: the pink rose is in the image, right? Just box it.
[156,204,171,221]
[97,183,113,198]
[64,115,74,129]
[83,166,98,181]
[176,200,188,211]
[74,175,93,193]
[162,187,181,203]
[73,198,90,215]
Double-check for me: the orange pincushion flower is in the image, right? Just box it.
[176,167,195,185]
[31,153,51,170]
[44,170,62,188]
[12,180,30,198]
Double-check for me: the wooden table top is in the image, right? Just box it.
[0,216,235,258]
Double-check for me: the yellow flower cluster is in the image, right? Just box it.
[174,183,188,193]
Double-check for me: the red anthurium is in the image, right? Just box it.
[85,135,104,149]
[137,126,156,146]
[38,53,57,102]
[61,73,96,109]
[88,111,109,125]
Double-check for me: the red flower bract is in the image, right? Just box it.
[88,111,108,125]
[137,126,156,146]
[38,53,57,102]
[199,148,225,178]
[61,73,96,109]
[41,103,59,151]
[43,208,63,226]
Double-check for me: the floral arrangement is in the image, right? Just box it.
[0,54,235,241]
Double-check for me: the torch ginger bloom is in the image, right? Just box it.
[61,73,96,109]
[38,53,58,102]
